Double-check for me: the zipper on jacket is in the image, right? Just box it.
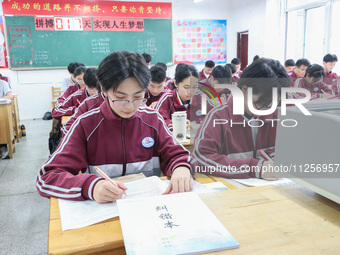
[121,119,127,176]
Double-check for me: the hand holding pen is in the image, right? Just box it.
[93,167,127,204]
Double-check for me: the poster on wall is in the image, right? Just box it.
[0,16,9,68]
[173,19,227,64]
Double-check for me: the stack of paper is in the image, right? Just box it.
[118,192,239,255]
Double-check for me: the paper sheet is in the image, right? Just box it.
[58,176,167,231]
[162,180,228,194]
[231,178,295,187]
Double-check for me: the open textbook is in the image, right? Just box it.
[118,192,239,255]
[58,176,229,231]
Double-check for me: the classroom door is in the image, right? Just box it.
[237,31,248,71]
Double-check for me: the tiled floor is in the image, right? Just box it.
[0,119,52,255]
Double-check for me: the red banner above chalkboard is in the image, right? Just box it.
[2,0,172,19]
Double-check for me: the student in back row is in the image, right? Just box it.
[57,66,87,106]
[323,53,338,85]
[144,65,169,108]
[37,51,193,203]
[61,68,104,136]
[52,68,98,119]
[292,64,333,100]
[61,62,85,93]
[284,59,295,73]
[231,58,242,83]
[288,58,310,87]
[199,60,215,80]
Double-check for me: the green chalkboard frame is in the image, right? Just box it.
[4,15,173,70]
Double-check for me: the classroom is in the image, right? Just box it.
[1,0,339,254]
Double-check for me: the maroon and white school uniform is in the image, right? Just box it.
[192,96,276,179]
[324,71,338,85]
[52,88,89,119]
[331,77,340,95]
[61,77,76,93]
[36,100,191,201]
[56,83,80,107]
[144,88,170,107]
[292,78,333,100]
[232,70,242,84]
[155,89,203,130]
[288,69,300,87]
[61,92,106,136]
[164,79,176,91]
[199,69,210,81]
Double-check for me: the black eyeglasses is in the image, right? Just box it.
[107,94,147,108]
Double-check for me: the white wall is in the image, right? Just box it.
[1,0,275,119]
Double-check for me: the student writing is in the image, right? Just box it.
[36,51,193,203]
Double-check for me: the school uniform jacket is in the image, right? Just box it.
[61,92,106,136]
[61,77,76,93]
[324,71,338,85]
[164,79,176,91]
[199,69,210,80]
[52,88,89,119]
[292,78,333,100]
[289,69,301,87]
[144,89,170,107]
[36,99,192,201]
[232,70,243,83]
[192,96,276,179]
[56,83,80,106]
[331,77,340,95]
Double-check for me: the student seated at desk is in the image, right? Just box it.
[292,64,333,100]
[155,62,171,82]
[145,65,169,108]
[61,62,85,93]
[0,79,13,100]
[231,58,242,83]
[61,70,104,136]
[52,68,98,119]
[36,51,193,203]
[156,64,199,131]
[323,53,338,85]
[225,63,237,85]
[164,63,186,91]
[56,66,86,107]
[284,59,295,73]
[192,58,290,179]
[199,60,215,80]
[288,58,310,87]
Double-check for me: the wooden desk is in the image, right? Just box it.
[61,116,71,125]
[48,182,340,254]
[0,101,15,158]
[12,95,21,142]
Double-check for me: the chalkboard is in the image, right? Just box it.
[4,16,172,69]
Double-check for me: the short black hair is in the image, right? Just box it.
[238,58,290,109]
[305,64,325,78]
[284,59,295,67]
[74,66,86,77]
[83,68,98,89]
[225,63,237,74]
[295,58,311,68]
[205,60,215,68]
[253,55,260,62]
[323,54,338,63]
[97,51,150,92]
[150,65,166,83]
[155,62,167,71]
[211,65,232,84]
[142,52,152,63]
[67,62,85,74]
[231,58,241,65]
[175,64,199,84]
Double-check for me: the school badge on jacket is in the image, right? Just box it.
[141,136,155,148]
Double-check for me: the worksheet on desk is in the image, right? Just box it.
[58,176,167,231]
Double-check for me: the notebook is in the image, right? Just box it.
[117,192,239,255]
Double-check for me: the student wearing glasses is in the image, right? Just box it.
[288,58,310,87]
[192,58,290,180]
[37,51,193,203]
[155,63,200,131]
